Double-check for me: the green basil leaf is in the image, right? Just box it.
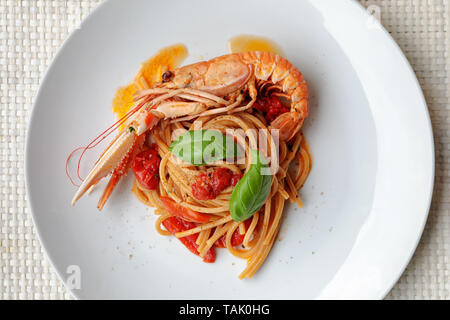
[229,149,272,222]
[169,130,242,166]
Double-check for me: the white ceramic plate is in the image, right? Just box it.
[26,0,434,300]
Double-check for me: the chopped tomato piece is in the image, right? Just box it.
[160,196,210,223]
[231,173,242,187]
[162,216,216,263]
[215,219,252,248]
[254,96,290,122]
[132,144,161,190]
[192,168,242,201]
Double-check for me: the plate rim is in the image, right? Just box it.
[24,0,114,300]
[348,0,435,300]
[24,0,435,300]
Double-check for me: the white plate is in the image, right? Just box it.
[26,0,434,300]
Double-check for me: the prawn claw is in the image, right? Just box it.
[71,129,137,207]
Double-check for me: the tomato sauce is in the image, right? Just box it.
[253,96,290,122]
[132,144,161,190]
[192,168,242,201]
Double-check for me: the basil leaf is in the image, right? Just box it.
[229,150,272,222]
[169,130,242,166]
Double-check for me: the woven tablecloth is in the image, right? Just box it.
[0,0,448,300]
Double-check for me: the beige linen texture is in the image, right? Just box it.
[0,0,448,300]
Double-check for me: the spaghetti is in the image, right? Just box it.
[131,108,311,279]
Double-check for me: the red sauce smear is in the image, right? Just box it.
[253,96,289,122]
[132,144,161,190]
[192,168,242,201]
[162,216,216,263]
